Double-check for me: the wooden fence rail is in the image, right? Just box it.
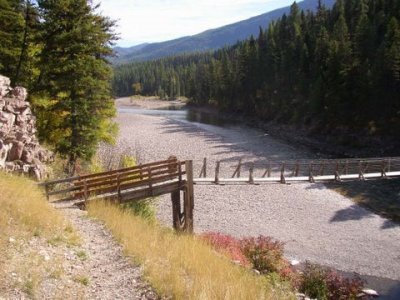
[41,158,194,233]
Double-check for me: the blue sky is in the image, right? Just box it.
[97,0,298,47]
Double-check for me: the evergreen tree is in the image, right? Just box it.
[0,0,24,83]
[35,0,117,174]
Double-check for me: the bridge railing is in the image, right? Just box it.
[41,158,186,202]
[195,157,400,184]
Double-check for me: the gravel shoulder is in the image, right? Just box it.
[116,106,400,282]
[54,201,158,300]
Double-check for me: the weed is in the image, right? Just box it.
[74,275,89,286]
[300,263,329,300]
[76,250,88,261]
[23,279,35,297]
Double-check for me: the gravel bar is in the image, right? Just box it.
[116,109,400,281]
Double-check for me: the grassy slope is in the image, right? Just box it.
[0,173,80,298]
[87,201,293,300]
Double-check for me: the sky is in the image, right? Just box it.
[97,0,298,47]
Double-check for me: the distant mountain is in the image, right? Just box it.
[113,43,149,57]
[113,0,335,64]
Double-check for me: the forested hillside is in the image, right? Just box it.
[0,0,116,174]
[113,0,400,137]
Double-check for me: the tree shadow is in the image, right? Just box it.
[326,179,400,226]
[330,204,374,222]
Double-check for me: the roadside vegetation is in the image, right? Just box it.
[0,173,81,298]
[87,201,289,299]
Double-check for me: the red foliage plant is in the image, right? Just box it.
[240,235,286,274]
[325,270,364,300]
[200,232,250,267]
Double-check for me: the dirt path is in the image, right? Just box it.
[115,105,400,284]
[54,201,158,300]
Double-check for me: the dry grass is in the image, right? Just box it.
[87,201,293,300]
[0,173,80,298]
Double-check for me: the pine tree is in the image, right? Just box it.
[0,0,24,83]
[35,0,117,174]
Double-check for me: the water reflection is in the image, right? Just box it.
[118,106,230,127]
[186,110,228,127]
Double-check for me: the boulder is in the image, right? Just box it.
[21,149,34,164]
[0,140,11,169]
[10,87,28,101]
[0,111,16,134]
[0,75,11,97]
[7,141,24,161]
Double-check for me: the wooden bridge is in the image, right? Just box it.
[42,157,194,232]
[42,156,400,233]
[195,157,400,185]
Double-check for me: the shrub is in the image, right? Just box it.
[122,198,156,221]
[325,270,364,300]
[300,263,329,300]
[201,232,250,267]
[300,262,365,300]
[241,235,285,274]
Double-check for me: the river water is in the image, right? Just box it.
[118,106,231,127]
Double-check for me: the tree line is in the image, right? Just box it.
[113,0,400,137]
[0,0,116,174]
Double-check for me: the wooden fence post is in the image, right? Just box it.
[335,162,341,182]
[83,179,88,201]
[232,159,242,178]
[295,162,300,177]
[280,162,286,184]
[171,190,181,231]
[309,163,315,183]
[249,162,254,184]
[117,174,121,203]
[214,161,220,184]
[358,162,365,181]
[199,157,207,178]
[184,160,194,233]
[381,161,387,178]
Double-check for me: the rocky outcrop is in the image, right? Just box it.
[0,75,53,180]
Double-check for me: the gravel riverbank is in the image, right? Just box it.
[115,104,400,283]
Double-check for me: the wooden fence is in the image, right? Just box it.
[195,157,400,184]
[41,158,194,232]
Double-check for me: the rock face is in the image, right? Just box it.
[0,75,53,180]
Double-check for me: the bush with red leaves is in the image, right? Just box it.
[200,232,250,267]
[300,262,365,300]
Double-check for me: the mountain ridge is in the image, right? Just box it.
[113,0,335,64]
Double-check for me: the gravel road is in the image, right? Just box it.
[116,107,400,282]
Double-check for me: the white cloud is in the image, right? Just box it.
[96,0,297,47]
